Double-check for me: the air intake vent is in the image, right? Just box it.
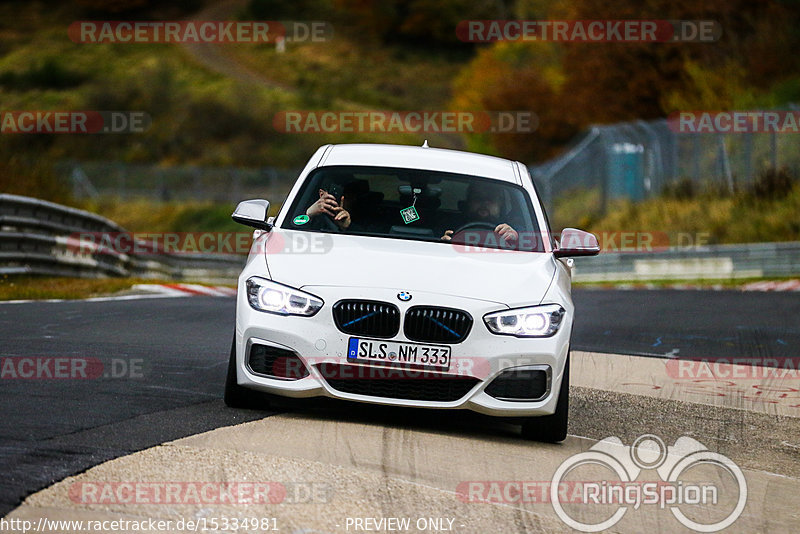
[317,363,479,402]
[484,367,549,401]
[247,343,309,380]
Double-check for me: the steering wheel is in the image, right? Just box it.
[448,221,520,248]
[451,221,497,235]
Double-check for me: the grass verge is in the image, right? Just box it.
[0,276,232,301]
[558,174,800,245]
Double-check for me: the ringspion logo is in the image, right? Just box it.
[551,435,747,532]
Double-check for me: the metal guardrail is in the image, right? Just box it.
[572,241,800,282]
[0,194,243,281]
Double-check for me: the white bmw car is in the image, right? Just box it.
[225,143,598,442]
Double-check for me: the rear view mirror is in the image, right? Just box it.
[554,228,600,257]
[232,199,272,230]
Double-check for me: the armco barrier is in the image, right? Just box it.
[572,241,800,282]
[0,194,243,281]
[2,194,797,283]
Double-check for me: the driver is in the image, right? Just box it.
[441,182,518,243]
[306,188,351,230]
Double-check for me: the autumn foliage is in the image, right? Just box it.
[448,0,800,161]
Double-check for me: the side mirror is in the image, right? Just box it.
[232,199,272,230]
[554,228,600,257]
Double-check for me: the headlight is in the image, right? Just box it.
[246,276,323,316]
[483,304,565,337]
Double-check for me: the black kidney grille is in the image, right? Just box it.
[317,363,480,402]
[403,306,472,343]
[333,300,400,338]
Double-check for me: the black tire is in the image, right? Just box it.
[520,353,569,443]
[224,337,269,409]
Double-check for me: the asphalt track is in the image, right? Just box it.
[572,289,800,361]
[0,297,259,516]
[0,289,797,516]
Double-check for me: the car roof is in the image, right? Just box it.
[318,143,520,183]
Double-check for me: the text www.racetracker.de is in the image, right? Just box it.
[0,516,280,532]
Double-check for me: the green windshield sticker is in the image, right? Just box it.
[293,214,310,225]
[400,206,420,224]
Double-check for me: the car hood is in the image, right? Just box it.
[262,229,556,307]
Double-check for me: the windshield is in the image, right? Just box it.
[282,165,545,252]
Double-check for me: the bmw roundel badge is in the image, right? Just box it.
[397,291,412,302]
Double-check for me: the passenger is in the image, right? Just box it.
[306,188,351,230]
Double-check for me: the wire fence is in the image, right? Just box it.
[56,161,300,205]
[529,106,800,222]
[57,107,800,221]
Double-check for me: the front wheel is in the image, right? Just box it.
[520,353,569,443]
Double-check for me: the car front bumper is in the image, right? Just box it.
[235,282,571,418]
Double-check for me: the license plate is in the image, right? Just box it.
[347,338,451,371]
